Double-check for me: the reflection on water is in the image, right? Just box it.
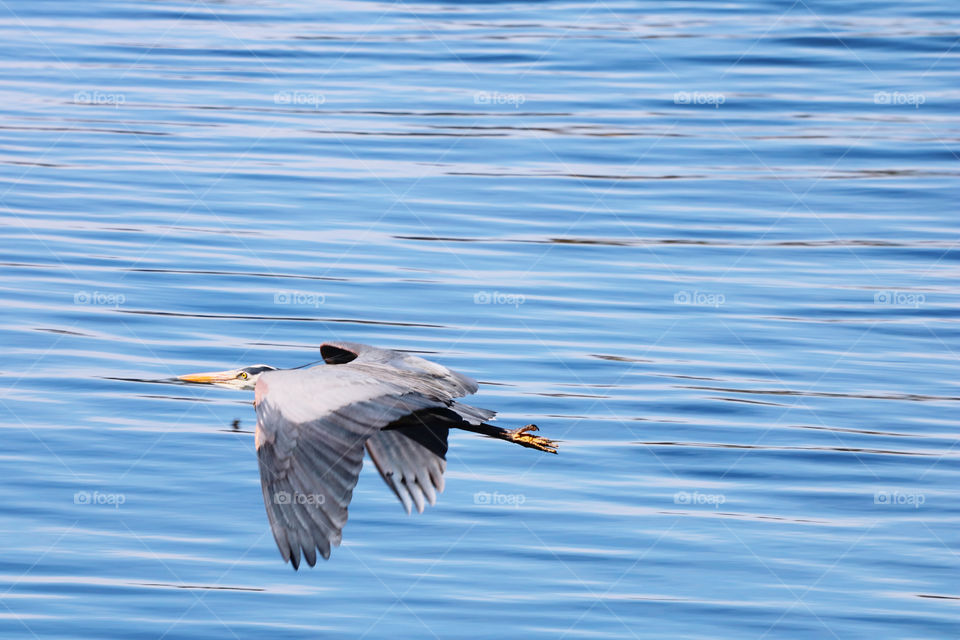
[0,0,958,637]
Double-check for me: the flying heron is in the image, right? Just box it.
[178,341,557,569]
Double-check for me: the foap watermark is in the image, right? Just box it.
[674,491,726,508]
[74,291,125,307]
[74,490,125,509]
[274,491,325,506]
[274,90,326,109]
[674,91,725,108]
[274,291,325,307]
[474,490,526,507]
[874,290,925,308]
[474,91,526,108]
[474,291,525,307]
[74,90,125,108]
[874,91,925,108]
[874,489,925,508]
[674,290,725,307]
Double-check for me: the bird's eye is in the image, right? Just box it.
[238,372,248,380]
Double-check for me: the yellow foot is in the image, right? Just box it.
[509,424,558,454]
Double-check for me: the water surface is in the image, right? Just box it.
[1,0,958,638]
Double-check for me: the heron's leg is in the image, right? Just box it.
[457,422,558,454]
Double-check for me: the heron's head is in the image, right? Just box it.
[178,364,277,391]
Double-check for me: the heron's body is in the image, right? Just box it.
[179,341,556,569]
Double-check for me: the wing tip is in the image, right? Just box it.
[288,544,300,570]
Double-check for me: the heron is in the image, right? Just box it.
[178,341,557,569]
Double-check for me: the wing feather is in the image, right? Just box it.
[366,427,447,515]
[253,343,494,567]
[320,341,480,401]
[256,366,449,568]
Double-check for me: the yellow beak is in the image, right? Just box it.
[178,370,237,384]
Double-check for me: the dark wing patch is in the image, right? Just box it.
[320,343,359,365]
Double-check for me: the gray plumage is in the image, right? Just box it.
[254,342,492,569]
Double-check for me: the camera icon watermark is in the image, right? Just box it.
[274,491,325,506]
[74,90,125,108]
[874,489,925,508]
[74,490,126,509]
[473,490,526,507]
[274,90,326,109]
[674,491,725,508]
[674,91,725,108]
[873,91,925,108]
[473,291,525,308]
[474,91,526,109]
[674,290,725,307]
[273,291,325,307]
[74,291,126,307]
[873,290,925,308]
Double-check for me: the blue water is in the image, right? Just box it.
[1,0,958,637]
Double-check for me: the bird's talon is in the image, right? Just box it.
[509,424,558,454]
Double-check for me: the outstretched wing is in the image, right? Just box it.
[320,342,498,513]
[255,366,445,569]
[254,343,492,569]
[319,341,480,400]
